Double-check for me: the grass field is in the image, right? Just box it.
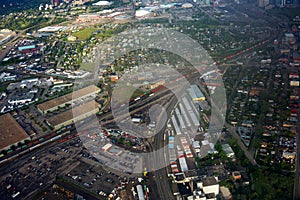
[80,62,96,72]
[72,28,97,40]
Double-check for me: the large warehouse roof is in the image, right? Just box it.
[37,85,100,112]
[47,100,99,127]
[38,26,65,32]
[188,85,205,101]
[93,1,113,6]
[0,113,29,150]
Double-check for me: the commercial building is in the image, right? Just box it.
[46,100,99,130]
[0,113,30,151]
[37,85,100,114]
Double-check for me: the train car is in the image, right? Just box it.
[7,149,13,154]
[60,138,67,143]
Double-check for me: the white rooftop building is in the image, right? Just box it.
[197,177,219,197]
[92,1,113,6]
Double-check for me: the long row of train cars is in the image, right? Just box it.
[0,124,77,165]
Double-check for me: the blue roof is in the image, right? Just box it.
[191,85,204,98]
[18,45,36,51]
[169,136,175,141]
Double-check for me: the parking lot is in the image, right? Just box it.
[0,137,83,200]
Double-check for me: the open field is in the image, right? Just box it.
[80,62,96,72]
[72,28,97,40]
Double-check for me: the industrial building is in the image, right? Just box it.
[192,141,200,153]
[37,26,65,37]
[221,144,235,158]
[0,29,15,45]
[76,13,101,22]
[8,93,35,105]
[37,85,100,114]
[187,85,205,101]
[18,45,36,52]
[0,113,30,151]
[46,100,100,130]
[136,185,145,200]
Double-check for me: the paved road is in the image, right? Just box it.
[293,69,300,200]
[224,123,257,166]
[294,119,300,200]
[197,79,258,166]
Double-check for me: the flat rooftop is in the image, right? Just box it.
[38,26,65,32]
[191,85,204,98]
[222,144,234,154]
[202,176,218,187]
[47,100,99,127]
[37,85,100,112]
[0,113,29,150]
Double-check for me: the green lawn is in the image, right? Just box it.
[80,62,96,72]
[72,28,97,40]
